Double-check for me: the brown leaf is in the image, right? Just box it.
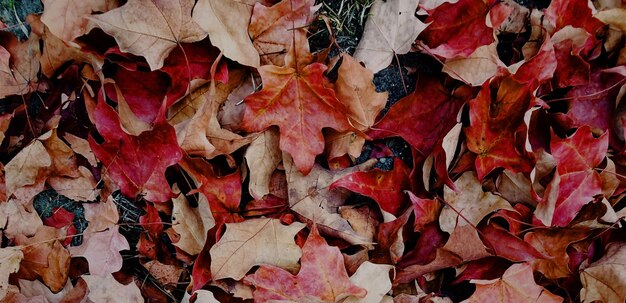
[284,154,376,245]
[193,0,261,67]
[41,0,119,42]
[354,0,427,73]
[0,247,23,300]
[210,218,305,280]
[524,228,590,279]
[580,242,626,303]
[69,226,129,276]
[88,0,207,70]
[171,190,215,255]
[16,226,70,293]
[81,274,143,303]
[245,128,281,200]
[327,55,388,159]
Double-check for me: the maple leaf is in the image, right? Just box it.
[15,226,70,293]
[284,154,375,245]
[245,128,281,200]
[105,68,169,124]
[0,38,40,99]
[580,242,626,303]
[249,0,317,67]
[545,0,605,35]
[241,63,351,174]
[346,261,393,303]
[464,75,535,180]
[0,247,23,300]
[193,0,261,67]
[462,263,563,303]
[419,0,494,58]
[88,99,182,203]
[524,228,590,279]
[171,189,216,255]
[330,158,411,216]
[210,218,305,280]
[81,274,143,303]
[69,226,129,276]
[353,0,427,73]
[326,55,388,159]
[443,43,502,87]
[0,199,43,240]
[88,0,207,70]
[535,126,608,227]
[178,155,244,226]
[40,0,118,42]
[0,46,34,98]
[369,76,470,160]
[244,225,366,302]
[440,172,513,235]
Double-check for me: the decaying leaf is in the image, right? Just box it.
[210,218,305,280]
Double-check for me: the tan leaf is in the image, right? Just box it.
[0,247,23,300]
[47,166,99,201]
[443,43,502,86]
[142,260,183,288]
[193,0,261,67]
[0,199,43,240]
[83,195,119,232]
[210,217,305,280]
[88,0,207,70]
[171,191,215,255]
[354,0,427,73]
[0,36,40,98]
[284,153,376,245]
[63,133,97,167]
[69,226,129,276]
[524,228,590,279]
[345,261,393,303]
[327,55,388,158]
[4,140,51,199]
[41,0,119,42]
[463,263,562,303]
[15,226,70,293]
[580,242,626,303]
[18,278,72,303]
[173,71,253,159]
[248,0,317,67]
[245,128,281,200]
[81,274,143,303]
[440,171,513,234]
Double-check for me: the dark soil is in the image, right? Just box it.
[0,0,42,40]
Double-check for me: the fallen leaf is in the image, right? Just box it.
[89,100,182,202]
[326,55,388,158]
[89,0,207,70]
[244,225,366,302]
[15,226,70,293]
[249,0,317,67]
[171,190,216,255]
[462,263,563,303]
[241,63,351,174]
[0,247,23,300]
[344,261,393,303]
[369,76,469,160]
[524,228,590,279]
[193,0,261,67]
[81,274,143,303]
[331,158,411,216]
[284,154,375,245]
[580,242,626,303]
[353,0,427,73]
[4,140,50,199]
[443,43,502,86]
[440,172,513,234]
[245,128,281,200]
[69,226,130,276]
[464,76,534,180]
[535,126,608,226]
[419,0,494,58]
[210,218,305,280]
[41,0,118,42]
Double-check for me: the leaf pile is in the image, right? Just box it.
[1,0,626,302]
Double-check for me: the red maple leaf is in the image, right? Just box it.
[88,98,182,202]
[241,63,351,174]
